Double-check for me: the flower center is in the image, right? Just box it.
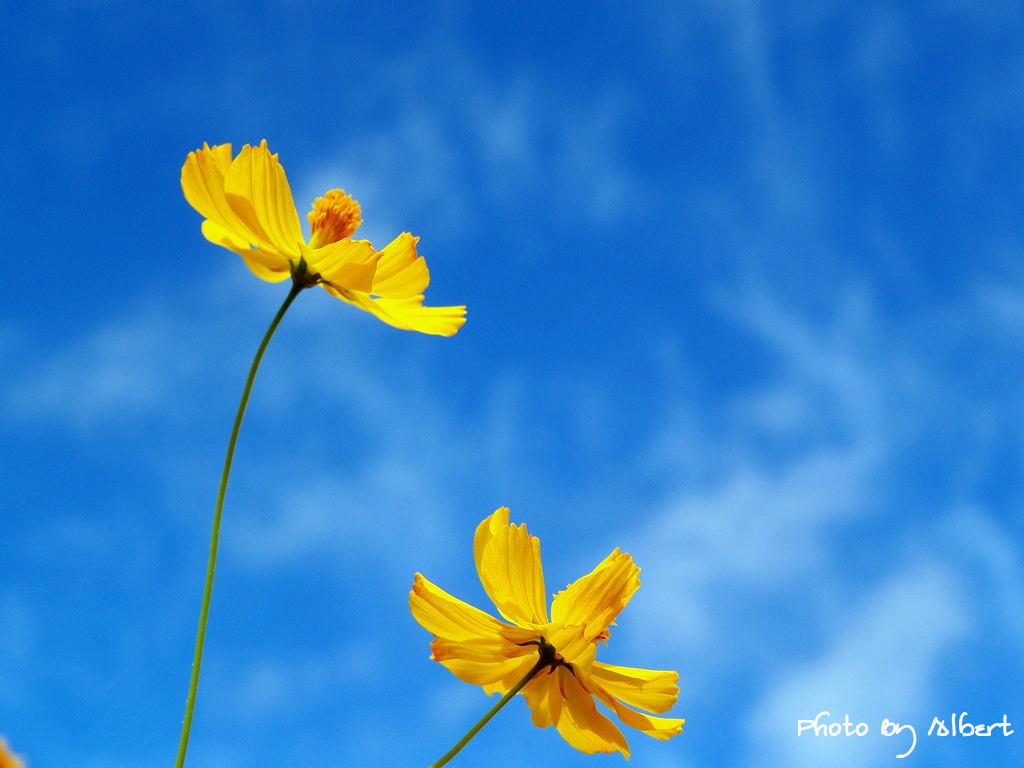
[519,636,573,675]
[308,189,362,248]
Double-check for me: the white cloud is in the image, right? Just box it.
[602,245,1024,764]
[633,284,889,591]
[0,591,34,710]
[933,506,1024,637]
[746,561,970,768]
[3,308,178,429]
[627,437,880,698]
[212,640,385,721]
[295,52,647,244]
[974,281,1024,340]
[0,268,276,432]
[226,458,459,574]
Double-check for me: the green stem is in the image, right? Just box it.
[174,281,304,768]
[429,658,549,768]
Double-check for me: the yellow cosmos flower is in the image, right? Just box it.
[0,739,24,768]
[181,140,466,336]
[410,507,684,759]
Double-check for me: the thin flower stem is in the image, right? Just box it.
[429,658,549,768]
[174,281,304,768]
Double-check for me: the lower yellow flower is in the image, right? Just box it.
[181,140,466,336]
[410,507,684,759]
[0,738,24,768]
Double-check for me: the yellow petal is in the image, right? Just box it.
[409,573,508,642]
[473,507,549,626]
[481,654,547,698]
[590,675,684,741]
[320,284,466,336]
[181,143,229,222]
[550,549,639,642]
[430,635,529,664]
[200,220,291,282]
[371,233,431,298]
[0,739,24,768]
[432,641,536,688]
[301,239,378,294]
[223,141,304,258]
[522,666,560,728]
[553,667,631,757]
[590,662,680,714]
[314,229,464,334]
[365,297,466,336]
[182,143,274,251]
[205,142,233,172]
[601,699,684,741]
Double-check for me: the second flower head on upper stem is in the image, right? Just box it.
[181,140,466,336]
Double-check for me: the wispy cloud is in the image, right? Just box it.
[3,308,181,430]
[747,561,970,768]
[1,270,274,433]
[295,50,648,245]
[0,590,34,711]
[209,640,386,721]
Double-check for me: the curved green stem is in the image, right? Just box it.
[174,281,304,768]
[429,658,549,768]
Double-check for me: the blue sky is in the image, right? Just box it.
[3,0,1024,766]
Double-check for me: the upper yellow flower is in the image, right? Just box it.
[181,141,466,336]
[410,507,684,758]
[0,739,24,768]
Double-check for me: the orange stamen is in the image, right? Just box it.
[308,189,362,248]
